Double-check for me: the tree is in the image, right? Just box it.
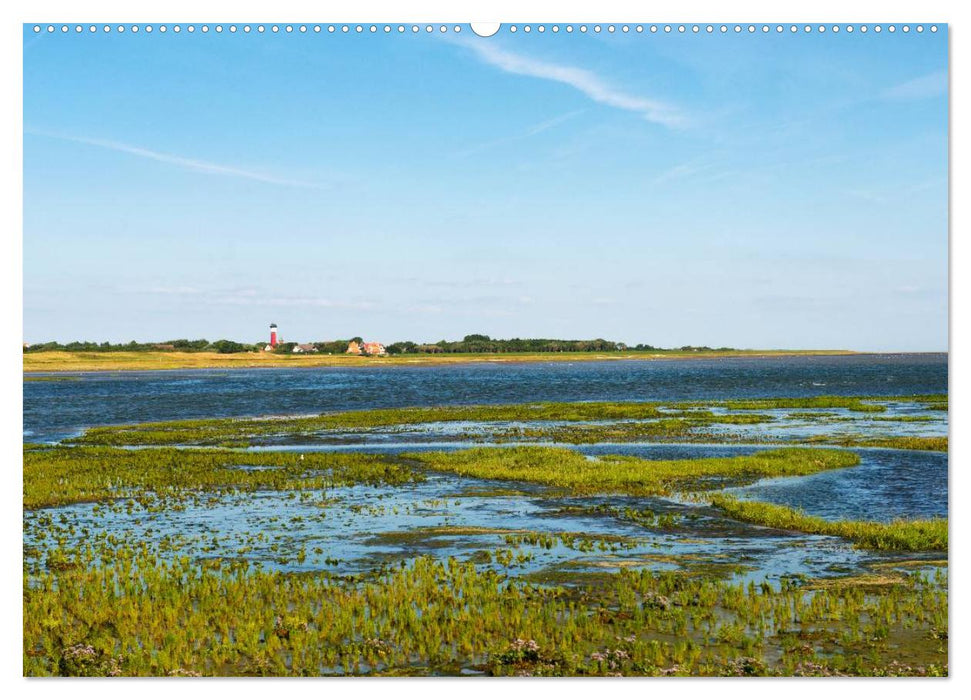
[210,339,247,354]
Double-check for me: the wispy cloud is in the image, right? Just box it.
[140,285,374,310]
[461,40,685,128]
[454,110,585,158]
[882,71,948,100]
[27,129,331,189]
[651,159,716,186]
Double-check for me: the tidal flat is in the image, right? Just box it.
[23,370,949,676]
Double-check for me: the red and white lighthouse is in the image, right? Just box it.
[269,323,279,348]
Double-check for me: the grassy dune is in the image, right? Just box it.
[23,348,858,373]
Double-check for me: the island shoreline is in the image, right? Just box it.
[16,349,902,373]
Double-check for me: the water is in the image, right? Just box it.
[23,354,948,583]
[727,448,948,521]
[24,353,947,443]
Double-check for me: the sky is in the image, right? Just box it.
[23,25,948,351]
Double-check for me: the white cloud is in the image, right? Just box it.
[461,41,685,128]
[27,130,331,189]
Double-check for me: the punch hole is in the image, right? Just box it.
[469,22,502,38]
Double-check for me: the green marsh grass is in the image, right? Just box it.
[23,446,422,509]
[405,446,860,496]
[66,396,946,448]
[68,402,693,446]
[806,436,948,452]
[710,496,947,551]
[23,546,947,677]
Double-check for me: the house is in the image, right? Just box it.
[292,343,318,354]
[346,341,362,355]
[363,342,387,356]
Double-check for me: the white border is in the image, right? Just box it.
[4,1,966,699]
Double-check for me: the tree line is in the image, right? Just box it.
[24,335,735,355]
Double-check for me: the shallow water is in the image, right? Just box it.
[23,469,921,586]
[726,448,948,522]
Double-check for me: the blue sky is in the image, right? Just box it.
[23,26,948,350]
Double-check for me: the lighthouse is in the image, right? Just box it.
[269,323,279,348]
